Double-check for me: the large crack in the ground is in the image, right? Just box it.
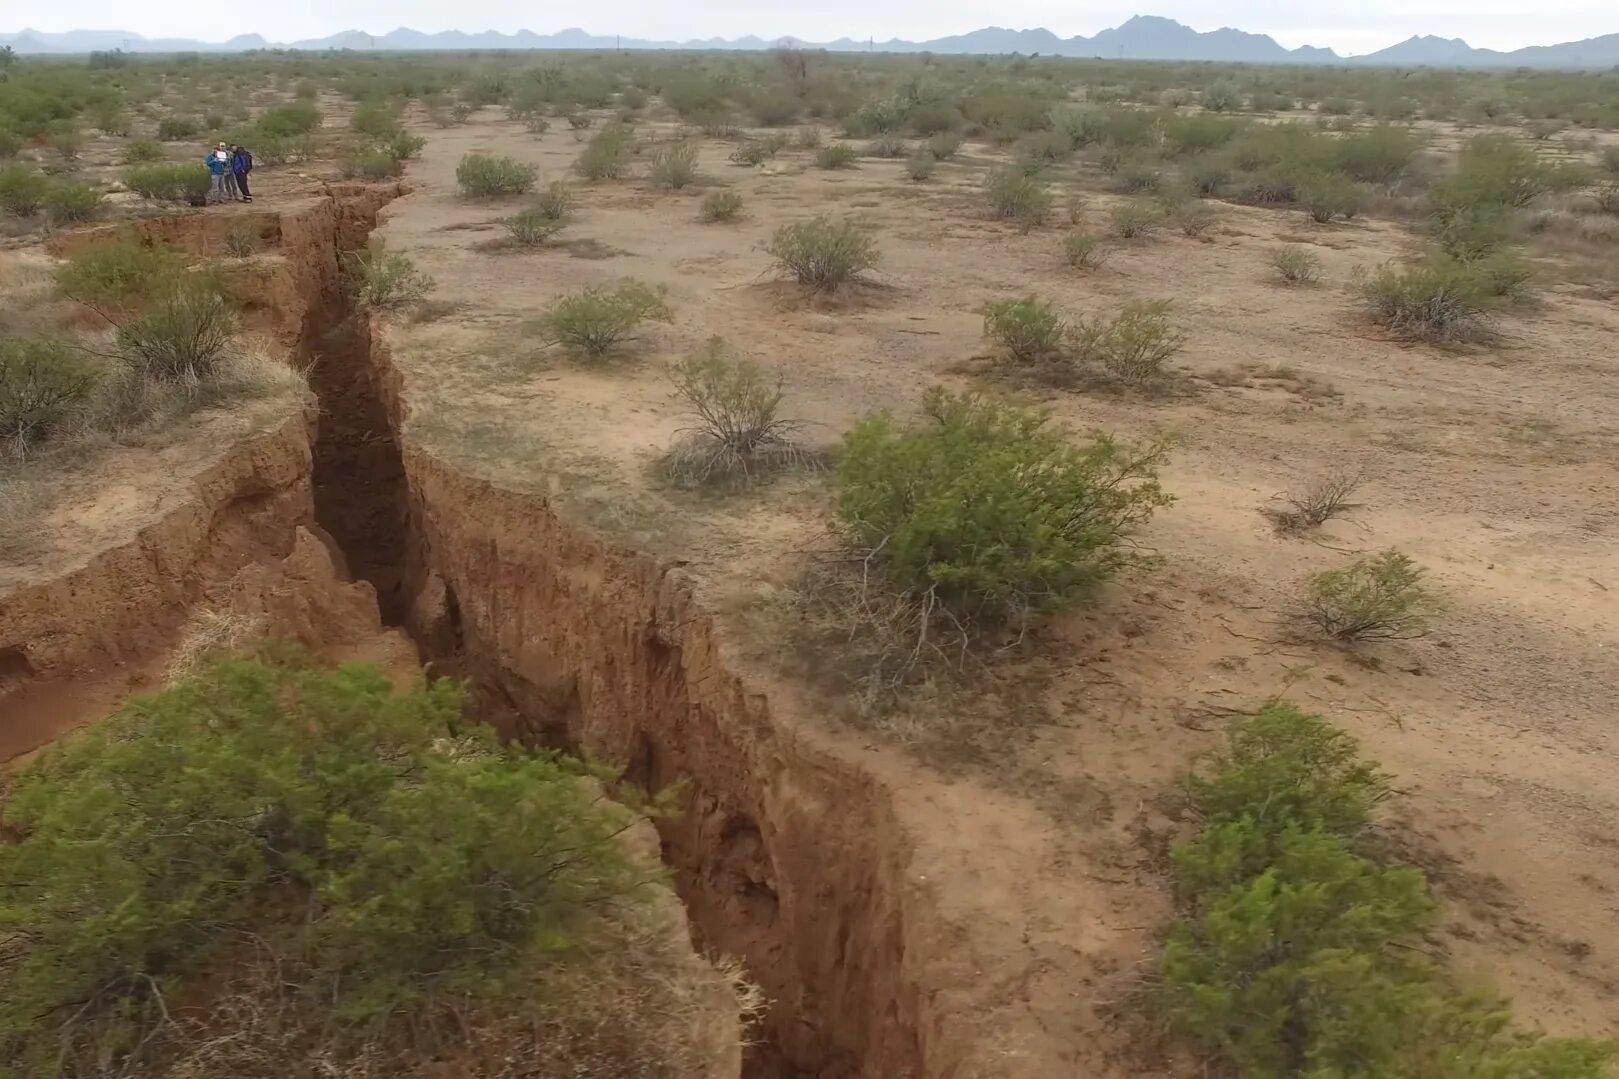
[304,193,925,1078]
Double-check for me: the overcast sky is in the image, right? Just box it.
[8,1,1616,55]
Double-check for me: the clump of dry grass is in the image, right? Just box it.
[166,606,266,682]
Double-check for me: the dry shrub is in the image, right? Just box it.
[505,207,564,247]
[699,190,743,223]
[905,153,936,181]
[1356,258,1495,344]
[1264,469,1363,533]
[166,606,265,682]
[115,281,235,387]
[1299,549,1436,642]
[0,337,98,459]
[766,217,879,292]
[346,242,435,312]
[1269,244,1323,285]
[1072,300,1186,385]
[648,141,700,189]
[815,143,859,169]
[575,124,637,181]
[984,166,1051,231]
[1063,232,1109,269]
[659,340,813,490]
[1110,199,1161,238]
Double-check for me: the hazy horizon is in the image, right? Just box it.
[6,2,1618,57]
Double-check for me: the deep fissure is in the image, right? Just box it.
[303,197,876,1078]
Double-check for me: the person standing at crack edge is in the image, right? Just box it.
[232,144,254,203]
[205,142,229,204]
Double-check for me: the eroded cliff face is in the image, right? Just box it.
[3,188,1040,1078]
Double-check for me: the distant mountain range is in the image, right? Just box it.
[5,16,1619,69]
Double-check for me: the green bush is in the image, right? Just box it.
[156,115,200,141]
[574,123,637,181]
[115,280,235,387]
[984,166,1052,230]
[505,206,564,247]
[1299,549,1437,642]
[350,100,402,140]
[340,145,404,180]
[1072,300,1186,385]
[346,241,435,312]
[534,279,672,360]
[926,130,963,160]
[648,140,700,189]
[1110,155,1162,194]
[1184,154,1233,195]
[816,143,859,170]
[1063,231,1109,270]
[223,223,259,258]
[43,180,102,223]
[0,166,50,216]
[1332,124,1423,185]
[0,128,22,160]
[835,388,1171,621]
[455,152,538,196]
[1298,170,1364,223]
[1431,135,1548,213]
[255,100,321,136]
[1162,704,1614,1079]
[123,162,211,204]
[1357,257,1497,343]
[983,296,1067,362]
[728,139,779,166]
[0,652,648,1077]
[1167,198,1217,237]
[700,189,744,222]
[766,217,879,292]
[1269,244,1323,285]
[0,337,98,458]
[56,240,186,311]
[123,138,164,164]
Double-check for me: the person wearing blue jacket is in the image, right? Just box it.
[231,144,254,203]
[205,142,229,204]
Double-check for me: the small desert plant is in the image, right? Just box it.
[766,217,879,292]
[1269,244,1323,285]
[505,207,564,247]
[1072,300,1186,385]
[1110,199,1161,239]
[456,153,538,197]
[1592,181,1619,216]
[699,190,744,222]
[1063,232,1109,269]
[836,388,1172,623]
[926,131,963,160]
[1357,258,1495,343]
[223,224,260,258]
[0,166,51,216]
[728,140,777,167]
[905,153,936,182]
[1265,469,1362,533]
[1299,549,1436,642]
[574,124,637,181]
[1167,199,1217,237]
[983,296,1067,362]
[115,281,235,387]
[815,143,859,170]
[124,139,164,164]
[661,341,806,489]
[156,116,200,141]
[43,181,103,224]
[533,180,573,221]
[0,337,98,458]
[984,166,1051,231]
[534,279,673,360]
[648,141,700,189]
[347,242,435,312]
[865,135,909,159]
